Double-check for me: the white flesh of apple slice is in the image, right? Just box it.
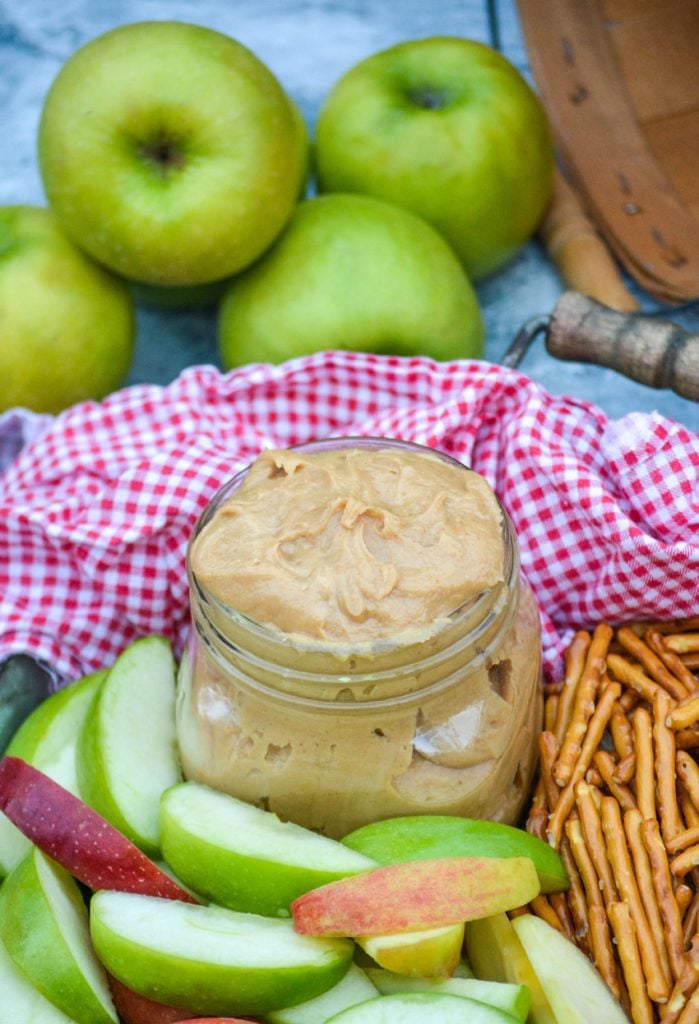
[0,931,77,1024]
[365,967,530,1022]
[78,636,181,854]
[160,781,375,915]
[512,914,629,1023]
[267,964,379,1024]
[89,889,354,1016]
[0,670,106,878]
[324,991,519,1022]
[0,847,117,1024]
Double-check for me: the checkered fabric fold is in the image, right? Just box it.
[1,352,697,685]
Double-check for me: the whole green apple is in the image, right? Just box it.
[0,206,134,414]
[38,21,307,286]
[218,193,484,367]
[315,37,554,280]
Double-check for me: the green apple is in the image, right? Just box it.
[325,992,518,1023]
[0,205,134,414]
[365,968,530,1022]
[89,889,354,1016]
[512,914,629,1023]
[0,929,76,1024]
[77,636,181,856]
[218,193,483,367]
[355,923,465,978]
[0,669,106,879]
[463,913,555,1024]
[342,815,568,894]
[267,964,378,1024]
[160,780,375,916]
[315,37,554,280]
[0,847,117,1024]
[39,21,307,286]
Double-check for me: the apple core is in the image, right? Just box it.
[179,438,543,837]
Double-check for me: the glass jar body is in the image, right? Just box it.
[178,438,543,838]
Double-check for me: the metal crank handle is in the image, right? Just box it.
[504,291,699,403]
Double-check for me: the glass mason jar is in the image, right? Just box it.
[177,437,543,839]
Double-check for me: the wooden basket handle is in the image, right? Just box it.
[547,292,699,402]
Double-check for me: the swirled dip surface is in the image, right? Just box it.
[189,445,505,642]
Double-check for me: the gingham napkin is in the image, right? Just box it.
[1,352,697,685]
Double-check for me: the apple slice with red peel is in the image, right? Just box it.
[108,976,199,1024]
[291,856,540,937]
[0,756,196,901]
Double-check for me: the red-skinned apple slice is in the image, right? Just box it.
[0,756,195,902]
[291,856,539,937]
[108,976,200,1024]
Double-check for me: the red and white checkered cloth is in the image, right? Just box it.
[1,352,697,686]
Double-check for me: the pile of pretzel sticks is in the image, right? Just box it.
[523,617,699,1024]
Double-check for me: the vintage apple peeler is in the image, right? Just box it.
[503,291,699,403]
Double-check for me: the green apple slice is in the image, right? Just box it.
[342,815,568,894]
[90,889,354,1016]
[267,964,378,1024]
[356,923,465,978]
[0,846,117,1024]
[325,992,518,1022]
[0,929,77,1024]
[464,913,556,1024]
[77,636,181,855]
[365,967,530,1022]
[160,781,375,916]
[0,670,106,879]
[512,914,629,1023]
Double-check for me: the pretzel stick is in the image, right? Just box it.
[554,624,612,788]
[677,753,699,813]
[538,731,561,812]
[683,654,699,671]
[586,766,605,788]
[526,803,549,842]
[545,693,559,733]
[683,894,699,951]
[611,704,635,759]
[547,682,621,848]
[656,688,684,843]
[676,989,699,1024]
[641,817,687,981]
[625,807,674,989]
[550,891,577,941]
[601,795,670,1003]
[637,618,699,635]
[575,780,619,905]
[634,706,658,822]
[608,900,656,1024]
[594,749,637,812]
[560,834,591,953]
[614,750,637,785]
[677,731,699,751]
[620,688,640,713]
[666,635,699,655]
[529,894,566,934]
[618,625,689,700]
[671,844,699,879]
[676,883,694,916]
[668,829,699,857]
[646,630,699,694]
[678,784,699,830]
[553,629,592,745]
[661,958,699,1024]
[669,698,699,732]
[608,653,662,703]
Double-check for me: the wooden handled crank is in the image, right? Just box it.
[503,291,699,403]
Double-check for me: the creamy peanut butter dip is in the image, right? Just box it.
[189,445,505,644]
[180,440,542,837]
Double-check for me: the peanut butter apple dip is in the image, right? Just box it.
[179,437,542,838]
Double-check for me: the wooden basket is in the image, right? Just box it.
[517,0,699,304]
